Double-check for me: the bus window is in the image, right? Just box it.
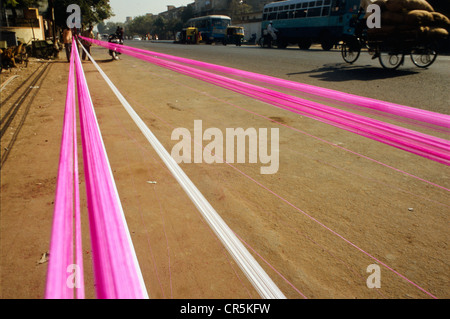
[324,0,331,4]
[268,12,277,20]
[295,10,307,18]
[308,7,321,17]
[322,6,330,16]
[212,18,228,27]
[316,0,323,5]
[264,8,269,12]
[278,11,288,19]
[296,3,302,9]
[268,7,273,12]
[263,13,268,20]
[302,3,308,8]
[308,1,315,7]
[284,5,289,10]
[290,4,295,9]
[274,6,279,11]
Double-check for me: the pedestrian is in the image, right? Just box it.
[63,26,72,62]
[116,26,124,41]
[81,25,94,60]
[267,22,278,41]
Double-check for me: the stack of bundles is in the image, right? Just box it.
[367,0,450,41]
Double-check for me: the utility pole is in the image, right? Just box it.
[49,0,56,44]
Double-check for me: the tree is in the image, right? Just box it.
[126,15,154,37]
[166,18,183,39]
[228,0,252,21]
[97,21,123,35]
[153,16,166,38]
[2,0,41,7]
[180,4,195,24]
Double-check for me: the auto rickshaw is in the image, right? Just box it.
[223,26,244,46]
[181,27,201,44]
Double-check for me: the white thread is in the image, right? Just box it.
[79,42,286,299]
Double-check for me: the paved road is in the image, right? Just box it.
[125,40,450,114]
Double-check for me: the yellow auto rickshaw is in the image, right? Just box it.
[182,27,201,44]
[223,26,244,46]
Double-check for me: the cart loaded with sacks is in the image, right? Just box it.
[341,0,450,69]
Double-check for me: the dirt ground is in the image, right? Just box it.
[0,45,448,299]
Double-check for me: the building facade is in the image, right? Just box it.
[159,5,187,20]
[0,7,46,46]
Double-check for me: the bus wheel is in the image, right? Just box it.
[277,40,288,49]
[298,39,311,50]
[321,39,334,51]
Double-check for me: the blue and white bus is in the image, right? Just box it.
[187,15,232,44]
[262,0,361,50]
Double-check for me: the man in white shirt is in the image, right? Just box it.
[267,22,278,41]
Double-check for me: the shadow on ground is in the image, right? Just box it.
[288,62,420,81]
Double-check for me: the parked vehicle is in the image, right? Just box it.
[223,26,245,46]
[186,15,231,44]
[177,27,202,44]
[260,0,361,50]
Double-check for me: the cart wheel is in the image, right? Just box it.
[410,48,437,68]
[341,42,360,64]
[379,52,404,70]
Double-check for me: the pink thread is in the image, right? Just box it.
[73,59,85,299]
[225,163,438,299]
[108,105,254,299]
[82,38,450,166]
[144,68,450,194]
[83,38,442,298]
[81,37,450,129]
[74,40,147,299]
[122,94,438,299]
[45,41,77,299]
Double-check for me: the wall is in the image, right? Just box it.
[237,21,262,41]
[1,16,45,45]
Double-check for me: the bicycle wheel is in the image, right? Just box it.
[379,52,404,70]
[341,42,361,64]
[410,48,437,68]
